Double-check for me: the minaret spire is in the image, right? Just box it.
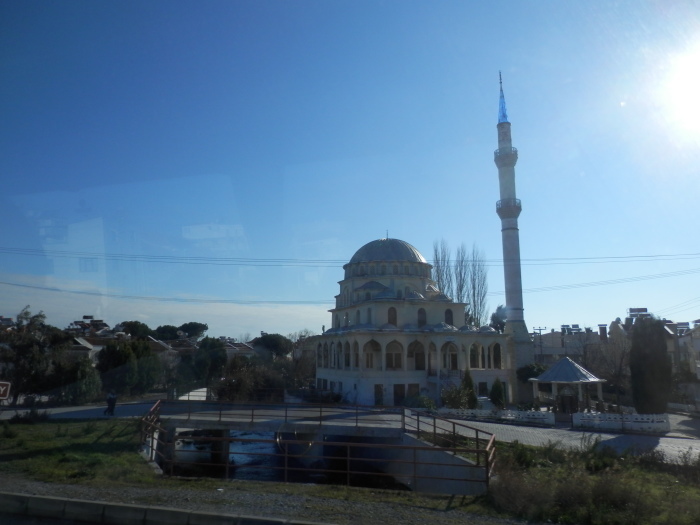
[498,71,509,123]
[494,73,529,355]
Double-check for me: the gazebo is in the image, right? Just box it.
[529,357,605,413]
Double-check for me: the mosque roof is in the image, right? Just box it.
[348,238,428,265]
[530,357,604,383]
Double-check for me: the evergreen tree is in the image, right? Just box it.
[131,340,161,395]
[629,317,672,414]
[96,342,137,395]
[461,369,478,409]
[490,377,505,409]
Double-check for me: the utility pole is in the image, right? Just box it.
[532,326,547,363]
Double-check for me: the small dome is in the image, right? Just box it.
[348,238,428,265]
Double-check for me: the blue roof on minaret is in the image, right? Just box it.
[498,71,509,123]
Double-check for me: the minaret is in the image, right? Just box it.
[494,73,529,345]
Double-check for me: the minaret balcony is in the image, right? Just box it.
[496,198,522,219]
[494,147,518,168]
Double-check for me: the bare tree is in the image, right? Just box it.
[467,244,489,327]
[433,240,489,327]
[432,239,453,299]
[454,243,468,303]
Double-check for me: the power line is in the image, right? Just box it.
[0,281,334,306]
[1,246,699,268]
[2,265,699,307]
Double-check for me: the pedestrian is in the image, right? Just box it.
[105,391,117,416]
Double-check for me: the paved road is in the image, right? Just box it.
[3,401,699,462]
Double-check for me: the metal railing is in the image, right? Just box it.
[140,400,495,493]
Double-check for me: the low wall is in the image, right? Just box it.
[668,402,699,414]
[438,408,555,426]
[0,491,325,525]
[572,412,670,433]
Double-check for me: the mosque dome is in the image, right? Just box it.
[348,238,428,265]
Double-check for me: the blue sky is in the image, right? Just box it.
[1,1,699,339]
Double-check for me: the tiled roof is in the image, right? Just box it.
[531,357,603,383]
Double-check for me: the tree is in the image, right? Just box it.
[588,333,630,406]
[154,324,179,340]
[178,322,208,340]
[432,239,454,299]
[253,333,294,361]
[195,337,228,384]
[441,370,477,409]
[461,368,478,409]
[434,240,489,327]
[516,363,548,384]
[490,305,507,333]
[629,317,672,414]
[215,355,285,402]
[118,320,153,339]
[96,342,137,395]
[490,377,505,409]
[52,356,102,405]
[466,245,489,327]
[130,340,161,395]
[0,306,64,404]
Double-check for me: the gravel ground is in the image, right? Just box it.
[0,473,525,525]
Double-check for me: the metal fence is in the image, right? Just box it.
[140,400,495,495]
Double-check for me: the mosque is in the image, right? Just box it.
[313,77,530,406]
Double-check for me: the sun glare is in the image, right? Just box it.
[660,41,700,140]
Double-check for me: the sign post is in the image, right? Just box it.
[0,381,11,401]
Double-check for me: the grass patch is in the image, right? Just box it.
[0,418,154,485]
[489,438,700,524]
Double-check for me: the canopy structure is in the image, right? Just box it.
[529,357,606,412]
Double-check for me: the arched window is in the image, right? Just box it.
[366,307,372,324]
[481,346,486,369]
[385,341,403,370]
[445,309,454,325]
[381,265,386,275]
[323,344,329,368]
[470,344,479,369]
[344,313,349,327]
[417,308,427,327]
[409,341,426,371]
[363,340,381,370]
[370,265,376,275]
[365,292,371,301]
[397,289,402,299]
[404,265,409,274]
[335,314,339,329]
[344,342,351,368]
[388,307,397,326]
[393,264,399,275]
[355,310,361,325]
[317,345,322,368]
[493,344,502,369]
[353,341,360,368]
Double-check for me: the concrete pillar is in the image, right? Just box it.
[210,429,231,476]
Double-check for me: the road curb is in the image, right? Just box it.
[0,491,331,525]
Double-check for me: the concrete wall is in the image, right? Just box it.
[572,412,670,433]
[0,492,327,525]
